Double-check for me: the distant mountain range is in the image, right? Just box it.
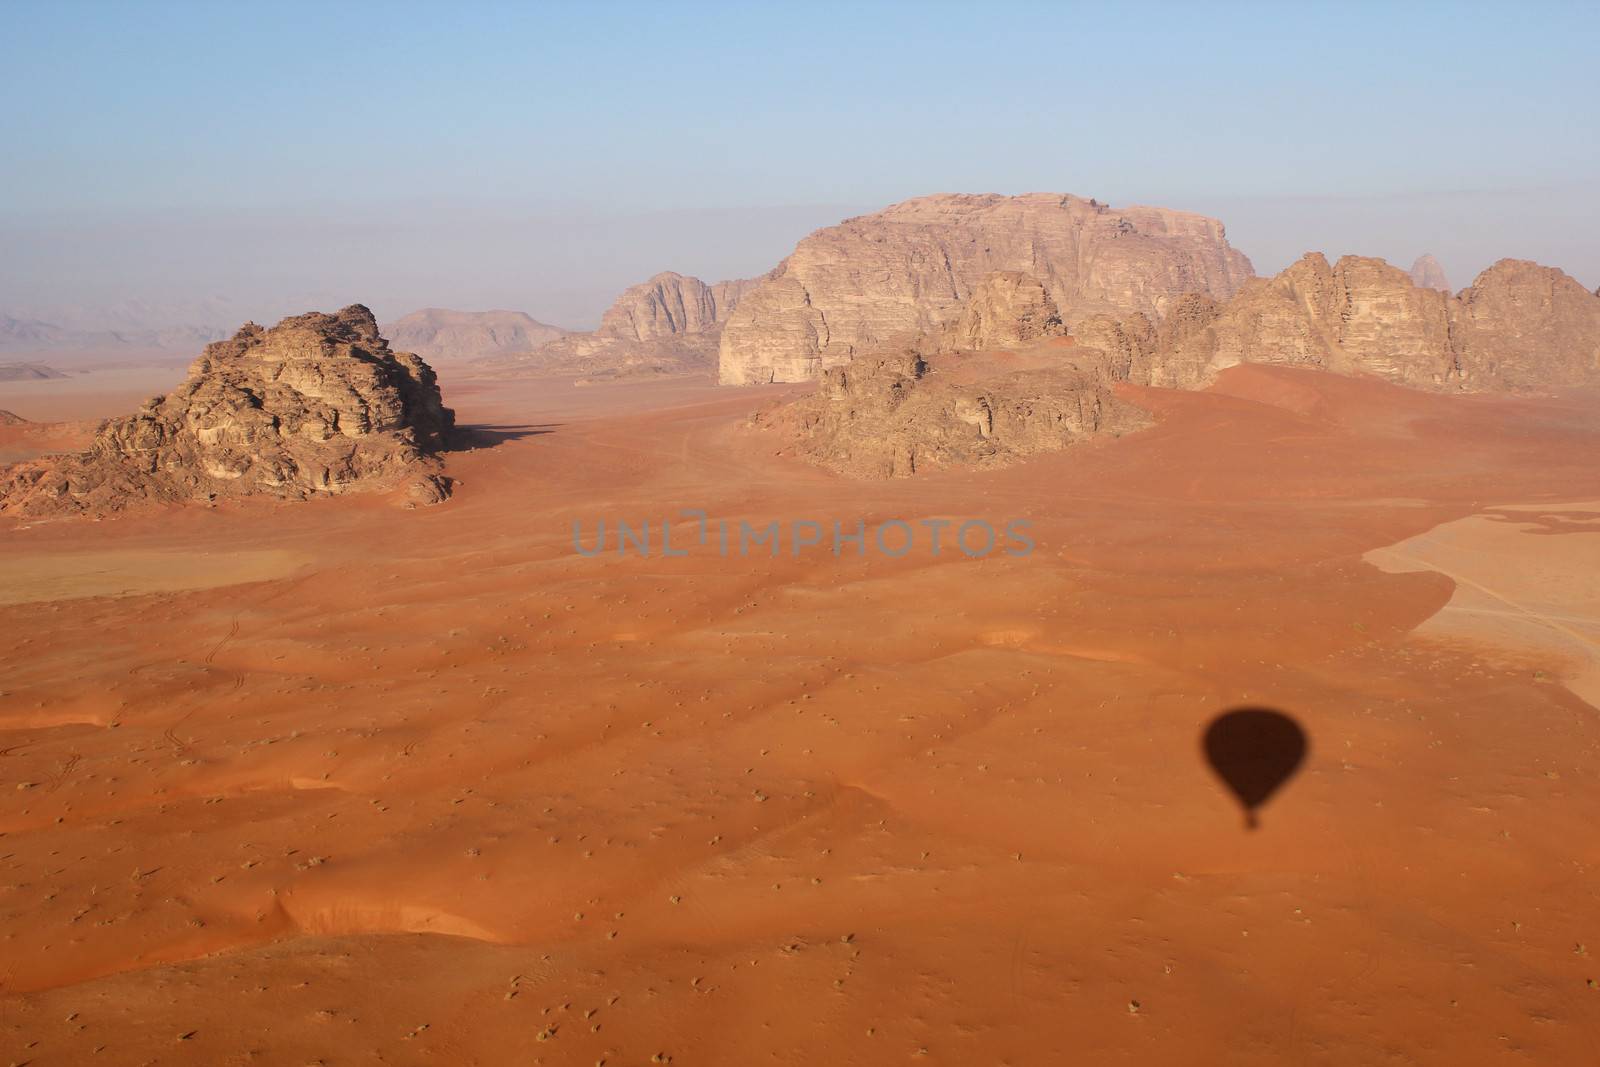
[0,313,228,355]
[2,270,760,377]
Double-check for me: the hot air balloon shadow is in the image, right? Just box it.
[1202,708,1309,830]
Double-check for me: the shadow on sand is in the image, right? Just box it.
[1202,707,1309,831]
[447,423,559,452]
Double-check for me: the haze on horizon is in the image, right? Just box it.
[2,0,1596,335]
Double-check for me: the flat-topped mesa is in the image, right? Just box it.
[0,304,456,519]
[1140,253,1600,392]
[719,192,1254,384]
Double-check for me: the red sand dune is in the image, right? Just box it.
[2,364,1599,1064]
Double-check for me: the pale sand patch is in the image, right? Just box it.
[0,364,188,422]
[1366,501,1600,709]
[0,548,308,605]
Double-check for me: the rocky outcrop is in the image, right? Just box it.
[1140,254,1455,389]
[382,309,567,361]
[0,411,25,426]
[0,305,455,519]
[1138,254,1600,392]
[1409,254,1451,292]
[1451,259,1600,390]
[597,272,756,342]
[757,344,1147,478]
[943,272,1065,351]
[719,192,1254,384]
[1067,293,1222,386]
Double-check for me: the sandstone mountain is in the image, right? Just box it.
[1450,259,1600,390]
[0,305,455,519]
[597,272,757,342]
[757,341,1147,478]
[762,249,1600,478]
[1136,254,1600,392]
[1409,254,1451,292]
[719,193,1254,384]
[484,270,760,379]
[382,308,568,361]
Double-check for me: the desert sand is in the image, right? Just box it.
[2,365,1599,1065]
[0,365,187,424]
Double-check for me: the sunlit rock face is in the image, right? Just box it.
[1,305,455,517]
[719,192,1254,384]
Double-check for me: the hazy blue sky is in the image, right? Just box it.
[2,0,1596,330]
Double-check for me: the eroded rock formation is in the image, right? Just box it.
[943,272,1065,351]
[0,305,455,518]
[760,247,1600,479]
[758,344,1147,478]
[486,271,760,379]
[1138,254,1600,392]
[597,272,756,343]
[720,192,1254,384]
[1450,259,1600,390]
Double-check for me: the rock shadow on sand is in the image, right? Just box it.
[449,423,559,451]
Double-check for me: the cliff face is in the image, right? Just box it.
[0,305,455,518]
[943,272,1065,351]
[382,309,567,361]
[597,272,757,342]
[1451,259,1600,390]
[483,271,759,379]
[1145,254,1455,389]
[1144,254,1600,392]
[719,192,1254,384]
[758,249,1600,480]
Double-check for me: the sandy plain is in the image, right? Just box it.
[1,362,1598,1065]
